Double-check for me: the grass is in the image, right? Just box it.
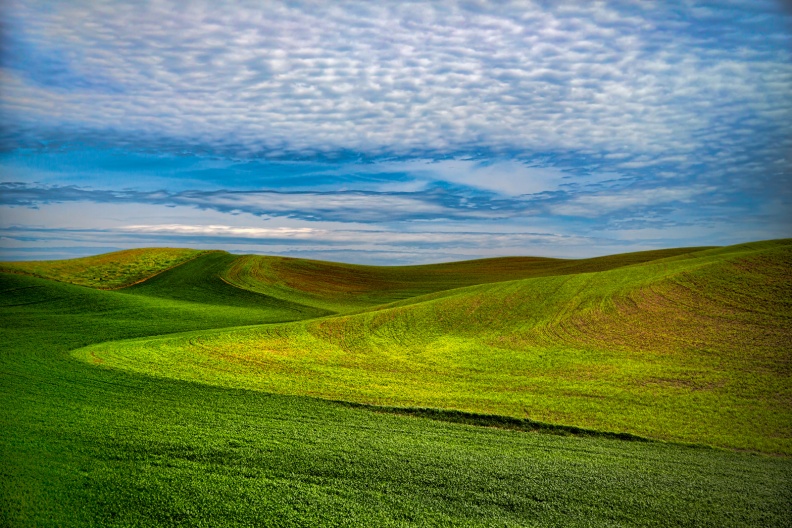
[81,240,792,454]
[2,241,792,526]
[220,246,711,313]
[0,247,208,289]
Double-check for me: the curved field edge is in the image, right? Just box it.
[219,246,713,313]
[117,251,334,321]
[0,248,211,289]
[72,333,657,443]
[77,239,792,454]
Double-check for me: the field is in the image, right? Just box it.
[2,241,791,526]
[0,248,208,289]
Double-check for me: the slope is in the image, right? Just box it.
[220,246,709,313]
[119,251,332,319]
[0,247,207,289]
[79,239,792,453]
[2,256,791,526]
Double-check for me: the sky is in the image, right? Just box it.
[1,0,790,264]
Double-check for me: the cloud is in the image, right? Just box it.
[2,192,788,264]
[118,223,583,248]
[1,220,602,263]
[1,0,790,172]
[0,147,626,197]
[551,185,716,217]
[0,182,534,222]
[122,225,318,238]
[1,179,784,235]
[1,1,790,262]
[328,159,578,196]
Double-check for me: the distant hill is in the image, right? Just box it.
[0,247,209,289]
[219,246,712,312]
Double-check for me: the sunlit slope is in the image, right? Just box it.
[0,251,330,334]
[0,248,207,289]
[221,246,710,312]
[80,240,792,453]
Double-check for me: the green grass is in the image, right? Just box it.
[0,247,208,289]
[81,240,792,454]
[121,251,331,319]
[221,246,710,313]
[3,242,792,526]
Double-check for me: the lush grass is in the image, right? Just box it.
[2,264,791,526]
[0,241,792,527]
[121,251,331,319]
[81,240,792,453]
[221,246,709,313]
[0,247,208,289]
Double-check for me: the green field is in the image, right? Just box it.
[2,241,791,526]
[0,247,208,289]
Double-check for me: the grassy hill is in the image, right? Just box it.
[220,246,710,313]
[2,241,791,526]
[79,240,792,453]
[0,247,207,289]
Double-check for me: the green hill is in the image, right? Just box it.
[3,240,791,526]
[121,251,331,319]
[220,246,710,313]
[0,247,207,289]
[79,240,792,453]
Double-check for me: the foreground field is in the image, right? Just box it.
[2,241,791,526]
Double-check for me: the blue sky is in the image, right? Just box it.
[1,0,790,264]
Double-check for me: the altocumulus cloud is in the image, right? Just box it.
[0,0,790,261]
[3,0,790,163]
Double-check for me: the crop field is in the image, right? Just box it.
[220,246,711,313]
[2,240,791,526]
[0,247,208,289]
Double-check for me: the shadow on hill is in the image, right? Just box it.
[335,400,656,443]
[122,252,332,319]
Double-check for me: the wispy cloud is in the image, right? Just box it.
[0,182,523,222]
[551,185,715,217]
[1,221,600,263]
[319,159,584,196]
[118,223,582,248]
[1,181,730,225]
[122,225,317,238]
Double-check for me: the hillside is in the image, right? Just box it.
[77,239,792,453]
[0,248,208,289]
[3,240,791,526]
[220,246,710,313]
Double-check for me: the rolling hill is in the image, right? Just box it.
[0,247,208,289]
[77,239,792,453]
[2,240,791,526]
[219,246,711,313]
